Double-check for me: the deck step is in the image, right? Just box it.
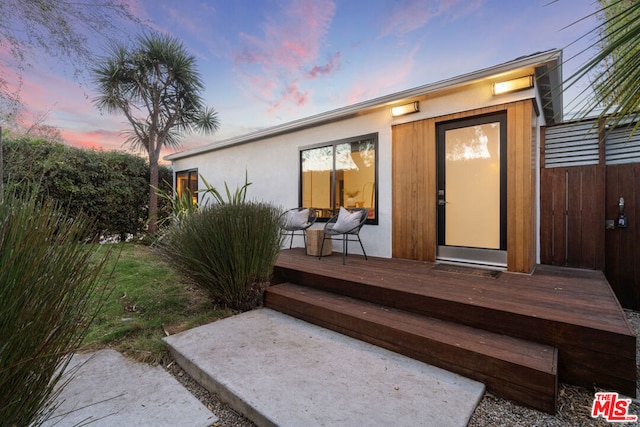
[265,282,558,414]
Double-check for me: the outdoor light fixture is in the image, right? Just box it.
[391,101,420,117]
[492,75,534,95]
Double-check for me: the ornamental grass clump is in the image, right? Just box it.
[0,191,112,426]
[157,202,282,311]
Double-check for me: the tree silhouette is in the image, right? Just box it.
[93,32,220,233]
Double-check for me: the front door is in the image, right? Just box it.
[436,112,507,266]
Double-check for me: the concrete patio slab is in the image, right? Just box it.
[164,308,485,427]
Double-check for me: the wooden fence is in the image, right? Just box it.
[540,119,640,309]
[605,163,640,309]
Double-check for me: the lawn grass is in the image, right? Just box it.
[81,243,232,364]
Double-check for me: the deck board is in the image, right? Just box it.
[273,249,636,396]
[275,250,630,334]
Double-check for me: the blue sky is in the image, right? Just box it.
[6,0,600,155]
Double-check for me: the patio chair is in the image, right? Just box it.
[319,207,368,264]
[279,207,317,250]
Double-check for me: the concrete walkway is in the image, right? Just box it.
[43,349,217,427]
[165,308,485,427]
[43,309,485,426]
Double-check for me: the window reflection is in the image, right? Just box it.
[301,135,377,221]
[302,147,333,218]
[445,122,499,162]
[176,169,198,205]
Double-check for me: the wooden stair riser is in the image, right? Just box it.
[265,284,558,414]
[273,265,636,396]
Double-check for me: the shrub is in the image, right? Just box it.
[0,191,112,425]
[157,202,282,311]
[1,135,173,239]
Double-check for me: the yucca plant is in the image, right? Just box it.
[153,185,199,227]
[200,171,252,206]
[0,190,112,426]
[157,202,282,311]
[152,171,252,231]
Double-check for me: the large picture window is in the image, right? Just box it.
[175,169,198,205]
[300,133,377,223]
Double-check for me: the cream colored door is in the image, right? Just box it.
[437,113,507,266]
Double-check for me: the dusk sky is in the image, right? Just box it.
[5,0,600,158]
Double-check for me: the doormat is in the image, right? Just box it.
[432,264,502,279]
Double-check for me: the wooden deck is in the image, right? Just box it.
[266,249,637,414]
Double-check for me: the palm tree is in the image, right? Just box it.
[564,0,640,131]
[93,32,219,234]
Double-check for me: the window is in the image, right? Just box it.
[175,169,198,205]
[300,133,377,223]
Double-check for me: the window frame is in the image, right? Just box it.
[175,168,199,203]
[298,133,379,225]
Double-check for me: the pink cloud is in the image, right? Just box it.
[3,62,133,153]
[235,1,334,69]
[61,129,122,151]
[233,0,338,112]
[345,44,419,105]
[379,0,482,38]
[307,52,341,79]
[269,81,309,113]
[21,78,78,110]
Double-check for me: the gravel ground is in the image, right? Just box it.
[165,360,255,427]
[166,310,640,426]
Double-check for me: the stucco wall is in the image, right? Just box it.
[171,109,393,257]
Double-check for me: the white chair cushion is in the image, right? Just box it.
[285,208,309,229]
[333,207,362,233]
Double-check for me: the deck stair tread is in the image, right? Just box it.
[265,282,558,413]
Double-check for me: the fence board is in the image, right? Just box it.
[552,169,566,266]
[582,165,605,270]
[566,169,582,268]
[539,169,553,262]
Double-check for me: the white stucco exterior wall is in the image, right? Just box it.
[171,109,394,257]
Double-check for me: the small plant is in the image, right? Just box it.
[200,171,252,205]
[154,185,199,227]
[157,201,283,311]
[0,190,112,426]
[345,189,360,198]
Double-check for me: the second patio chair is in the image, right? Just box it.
[319,207,368,264]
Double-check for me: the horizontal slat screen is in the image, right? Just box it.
[545,119,640,168]
[605,125,640,165]
[544,121,599,168]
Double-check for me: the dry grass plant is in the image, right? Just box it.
[157,202,282,311]
[0,191,112,426]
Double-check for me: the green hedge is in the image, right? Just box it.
[1,135,172,239]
